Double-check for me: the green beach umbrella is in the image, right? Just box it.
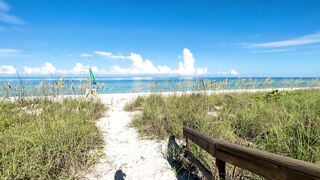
[89,68,97,85]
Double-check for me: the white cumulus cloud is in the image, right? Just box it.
[230,69,239,75]
[23,62,101,75]
[0,65,16,75]
[178,48,195,74]
[178,48,207,75]
[107,52,172,74]
[13,48,208,75]
[96,48,207,75]
[70,62,100,74]
[196,68,208,75]
[71,62,85,74]
[24,62,57,75]
[217,69,239,75]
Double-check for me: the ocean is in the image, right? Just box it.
[0,76,319,96]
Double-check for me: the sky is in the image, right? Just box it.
[0,0,320,77]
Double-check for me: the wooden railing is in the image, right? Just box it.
[183,127,320,180]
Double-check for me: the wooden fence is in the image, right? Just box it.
[183,127,320,180]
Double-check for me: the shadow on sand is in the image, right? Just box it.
[167,135,201,180]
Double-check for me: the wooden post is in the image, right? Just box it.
[216,158,226,180]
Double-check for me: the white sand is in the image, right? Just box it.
[84,94,177,180]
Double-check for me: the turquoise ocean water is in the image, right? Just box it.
[0,77,319,96]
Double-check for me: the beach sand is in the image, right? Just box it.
[84,94,177,180]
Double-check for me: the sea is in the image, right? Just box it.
[0,76,319,96]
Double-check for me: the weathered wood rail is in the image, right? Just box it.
[183,127,320,180]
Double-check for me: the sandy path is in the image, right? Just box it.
[85,95,176,180]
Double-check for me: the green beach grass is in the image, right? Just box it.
[125,89,320,170]
[0,98,106,179]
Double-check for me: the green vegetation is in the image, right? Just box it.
[126,90,320,164]
[123,96,145,111]
[0,98,106,179]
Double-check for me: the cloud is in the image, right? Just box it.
[196,68,207,75]
[22,62,102,75]
[79,53,93,57]
[178,48,207,75]
[126,53,164,74]
[70,62,100,74]
[0,0,9,12]
[96,48,207,75]
[107,53,172,74]
[70,62,86,74]
[15,48,208,75]
[0,13,24,25]
[248,33,320,48]
[0,65,16,75]
[94,51,126,60]
[230,69,239,75]
[24,62,57,75]
[0,0,24,25]
[251,48,291,53]
[178,48,195,74]
[217,69,239,75]
[0,48,27,57]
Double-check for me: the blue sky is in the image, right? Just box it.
[0,0,320,76]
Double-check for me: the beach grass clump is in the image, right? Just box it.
[124,96,145,111]
[130,93,237,141]
[127,90,320,163]
[0,98,106,179]
[218,90,320,162]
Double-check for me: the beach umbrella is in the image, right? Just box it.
[89,68,97,85]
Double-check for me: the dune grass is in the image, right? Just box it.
[126,89,320,164]
[0,98,106,179]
